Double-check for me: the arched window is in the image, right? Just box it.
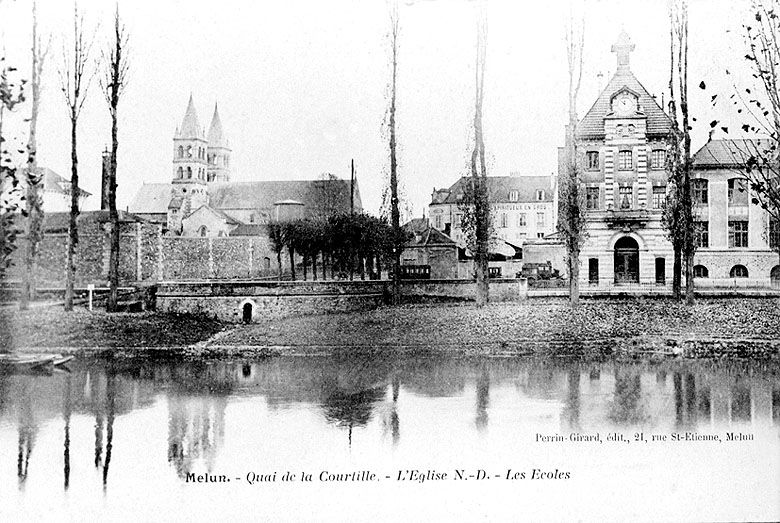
[176,167,183,179]
[771,265,780,288]
[186,167,192,179]
[199,226,208,237]
[263,257,271,270]
[693,265,708,278]
[730,264,749,278]
[177,145,184,158]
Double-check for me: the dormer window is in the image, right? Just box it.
[508,190,519,202]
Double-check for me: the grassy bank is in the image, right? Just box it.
[1,298,778,358]
[0,308,225,351]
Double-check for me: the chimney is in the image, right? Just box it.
[101,148,111,210]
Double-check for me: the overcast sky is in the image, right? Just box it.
[0,0,750,217]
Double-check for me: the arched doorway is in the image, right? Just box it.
[614,236,639,283]
[242,302,253,323]
[771,265,780,288]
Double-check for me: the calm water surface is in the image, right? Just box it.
[1,355,779,521]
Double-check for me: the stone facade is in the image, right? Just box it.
[568,32,780,289]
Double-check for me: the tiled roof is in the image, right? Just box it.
[23,167,92,197]
[692,139,767,168]
[129,179,361,217]
[402,219,456,246]
[432,175,554,205]
[577,67,672,139]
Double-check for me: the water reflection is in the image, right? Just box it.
[0,356,778,495]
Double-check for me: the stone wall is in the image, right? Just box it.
[157,279,528,322]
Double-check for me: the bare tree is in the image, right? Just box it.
[59,1,95,311]
[470,5,490,307]
[388,4,402,304]
[100,3,129,313]
[558,9,586,307]
[663,0,695,304]
[20,0,49,310]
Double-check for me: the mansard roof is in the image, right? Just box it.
[577,67,672,139]
[432,175,554,205]
[176,94,204,140]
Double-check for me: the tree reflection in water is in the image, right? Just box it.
[608,367,647,426]
[475,367,490,431]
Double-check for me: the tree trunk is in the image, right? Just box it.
[312,253,318,281]
[389,12,401,305]
[21,1,44,311]
[64,117,79,312]
[107,98,120,312]
[288,247,296,281]
[302,253,308,281]
[672,246,681,300]
[276,251,282,281]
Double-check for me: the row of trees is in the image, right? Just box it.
[267,213,399,282]
[0,1,130,312]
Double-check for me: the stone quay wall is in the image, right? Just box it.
[157,279,528,322]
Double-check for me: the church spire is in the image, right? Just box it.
[611,31,635,71]
[178,93,203,139]
[208,102,226,148]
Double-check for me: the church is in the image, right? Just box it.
[568,32,779,288]
[129,95,360,236]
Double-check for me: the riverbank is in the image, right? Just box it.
[1,298,778,359]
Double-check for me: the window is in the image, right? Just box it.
[536,189,545,201]
[588,258,599,284]
[536,232,544,238]
[454,214,462,227]
[500,213,508,228]
[619,185,633,209]
[186,145,192,158]
[263,257,271,270]
[199,226,208,237]
[586,187,600,210]
[517,213,527,227]
[651,149,666,169]
[586,151,600,170]
[186,167,192,179]
[655,257,666,284]
[176,167,183,179]
[771,219,780,251]
[728,178,749,206]
[178,145,184,158]
[434,215,442,229]
[652,185,666,209]
[694,221,709,248]
[249,213,256,224]
[693,179,708,205]
[508,190,519,202]
[618,150,633,170]
[693,265,709,278]
[730,264,749,278]
[536,212,545,228]
[729,220,749,248]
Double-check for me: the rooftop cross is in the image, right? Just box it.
[611,31,635,71]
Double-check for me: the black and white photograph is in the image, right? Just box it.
[0,0,779,520]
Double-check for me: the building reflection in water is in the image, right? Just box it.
[0,356,779,493]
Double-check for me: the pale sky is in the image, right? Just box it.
[0,0,750,217]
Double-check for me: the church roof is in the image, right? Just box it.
[432,175,553,205]
[129,179,362,216]
[577,36,672,139]
[207,103,228,148]
[177,94,204,140]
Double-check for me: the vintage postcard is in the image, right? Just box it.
[0,0,778,521]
